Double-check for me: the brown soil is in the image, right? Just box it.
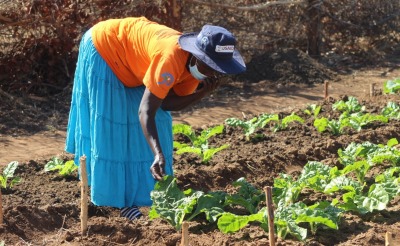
[1,49,400,245]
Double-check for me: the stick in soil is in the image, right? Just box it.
[370,83,376,97]
[0,188,3,225]
[264,186,275,246]
[385,231,393,246]
[181,221,189,246]
[80,155,89,235]
[324,81,329,100]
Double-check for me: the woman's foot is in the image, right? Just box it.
[120,205,143,220]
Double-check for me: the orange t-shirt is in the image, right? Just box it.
[91,17,199,99]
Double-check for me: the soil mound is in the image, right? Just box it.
[238,48,337,84]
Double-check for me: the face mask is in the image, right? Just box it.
[189,58,208,81]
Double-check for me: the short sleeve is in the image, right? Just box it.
[142,54,181,99]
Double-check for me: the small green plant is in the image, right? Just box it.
[0,161,21,189]
[332,96,365,113]
[44,157,78,177]
[173,124,229,163]
[304,104,321,118]
[382,101,400,119]
[272,113,305,132]
[383,78,400,94]
[225,113,278,140]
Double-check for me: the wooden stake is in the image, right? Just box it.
[385,231,393,246]
[370,83,376,97]
[181,221,189,246]
[324,81,329,100]
[264,186,275,246]
[0,188,3,225]
[80,155,88,235]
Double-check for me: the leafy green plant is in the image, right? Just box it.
[383,78,400,94]
[332,96,365,113]
[44,157,77,177]
[272,113,305,132]
[149,175,218,230]
[304,104,321,118]
[173,124,229,163]
[314,112,388,135]
[382,101,400,119]
[341,112,388,131]
[217,207,268,234]
[0,161,21,189]
[224,177,265,214]
[313,115,349,135]
[225,113,278,140]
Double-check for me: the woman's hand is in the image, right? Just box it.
[197,77,220,95]
[150,153,166,181]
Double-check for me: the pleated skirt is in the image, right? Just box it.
[65,29,174,208]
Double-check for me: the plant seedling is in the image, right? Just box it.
[383,78,400,94]
[173,124,229,163]
[44,157,78,177]
[0,161,21,189]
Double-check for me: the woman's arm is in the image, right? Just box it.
[139,88,166,180]
[161,78,219,111]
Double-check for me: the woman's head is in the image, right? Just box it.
[179,25,246,75]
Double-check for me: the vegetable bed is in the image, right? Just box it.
[1,94,400,246]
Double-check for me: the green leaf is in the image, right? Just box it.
[59,160,78,176]
[298,161,333,192]
[383,78,400,94]
[150,175,203,230]
[202,144,229,163]
[172,124,196,143]
[324,176,362,194]
[44,157,64,172]
[217,208,266,234]
[0,176,5,189]
[354,184,389,213]
[3,161,19,178]
[187,191,226,222]
[275,204,308,241]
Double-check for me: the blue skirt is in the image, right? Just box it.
[65,29,174,208]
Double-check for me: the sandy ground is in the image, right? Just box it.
[0,67,398,165]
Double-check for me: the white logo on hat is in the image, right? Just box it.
[215,45,234,53]
[201,37,208,46]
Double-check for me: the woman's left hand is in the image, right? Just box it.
[198,77,220,95]
[150,153,166,181]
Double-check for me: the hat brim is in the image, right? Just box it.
[178,32,246,75]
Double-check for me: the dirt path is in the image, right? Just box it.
[0,67,398,165]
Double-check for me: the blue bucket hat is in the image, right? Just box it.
[178,25,246,75]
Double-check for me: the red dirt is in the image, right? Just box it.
[1,49,400,245]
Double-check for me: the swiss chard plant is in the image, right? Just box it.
[313,114,350,135]
[304,104,321,118]
[225,113,279,140]
[224,177,265,214]
[314,112,388,135]
[332,96,365,113]
[150,175,263,231]
[149,175,211,230]
[0,161,21,189]
[44,157,78,177]
[272,113,305,132]
[341,112,388,132]
[173,124,229,163]
[381,101,400,120]
[383,77,400,94]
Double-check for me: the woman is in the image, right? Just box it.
[65,16,246,220]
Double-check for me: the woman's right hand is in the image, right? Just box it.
[150,153,166,181]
